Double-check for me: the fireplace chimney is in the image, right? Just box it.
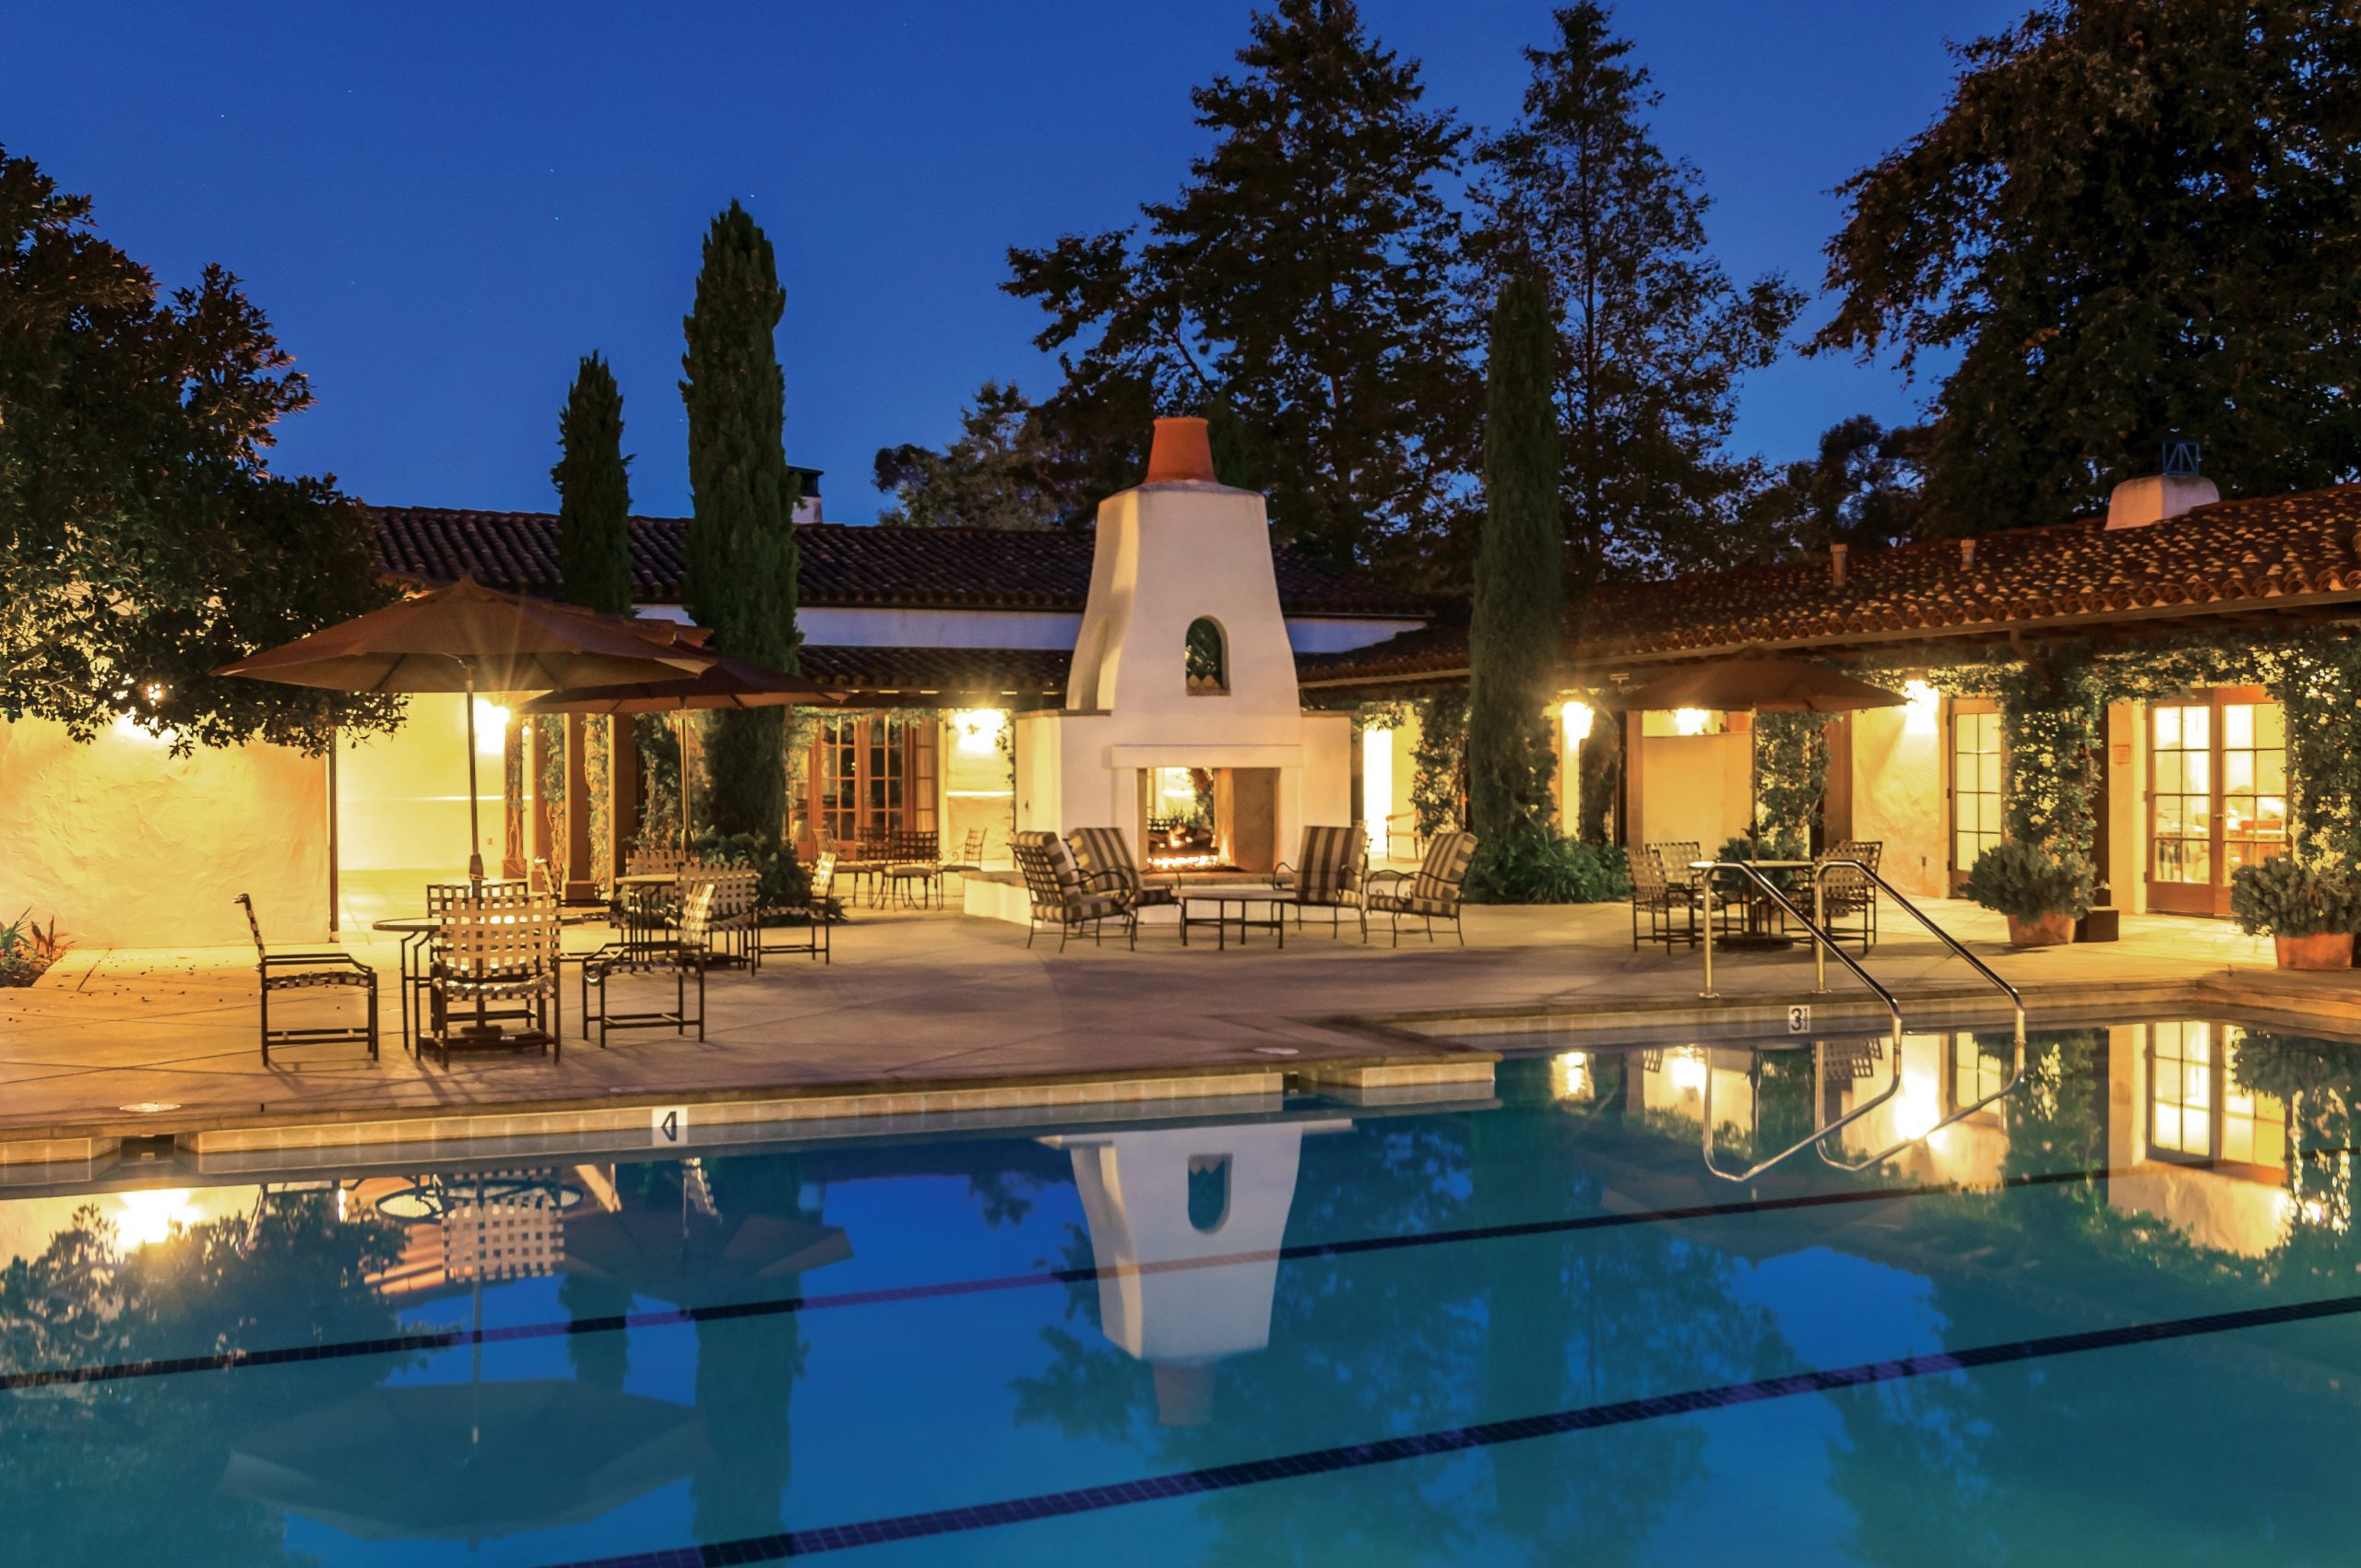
[2106,436,2219,529]
[1144,416,1218,485]
[1829,542,1848,588]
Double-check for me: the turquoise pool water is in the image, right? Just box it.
[5,1018,2358,1566]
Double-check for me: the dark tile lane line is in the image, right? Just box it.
[538,1289,2361,1566]
[0,1153,2296,1393]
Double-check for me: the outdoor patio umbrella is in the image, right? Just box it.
[516,650,844,851]
[561,1198,853,1309]
[1618,654,1904,845]
[215,576,712,878]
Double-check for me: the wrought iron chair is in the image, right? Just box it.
[234,895,377,1063]
[938,828,989,901]
[757,850,836,965]
[1011,831,1136,951]
[1629,847,1701,952]
[1815,838,1883,952]
[1066,826,1180,915]
[580,881,710,1046]
[884,829,944,909]
[1361,830,1478,946]
[427,892,563,1066]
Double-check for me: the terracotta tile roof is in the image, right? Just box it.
[367,505,1430,619]
[798,643,1069,699]
[1301,483,2361,687]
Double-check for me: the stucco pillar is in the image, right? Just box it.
[1620,709,1646,848]
[2105,701,2146,913]
[611,721,640,870]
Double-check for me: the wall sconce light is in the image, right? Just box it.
[1903,679,1940,736]
[1672,707,1713,737]
[952,707,1009,754]
[1560,700,1596,742]
[472,698,510,752]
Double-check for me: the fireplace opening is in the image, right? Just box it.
[1142,766,1279,876]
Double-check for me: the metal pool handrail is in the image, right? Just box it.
[1691,860,1905,1052]
[1810,858,2026,1046]
[1815,1032,2031,1174]
[1700,1038,1907,1184]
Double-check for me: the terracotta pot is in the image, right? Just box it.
[2274,931,2354,971]
[2006,911,2075,947]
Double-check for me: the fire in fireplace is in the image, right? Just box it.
[1146,819,1224,873]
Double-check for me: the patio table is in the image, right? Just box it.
[1690,859,1815,950]
[372,916,440,1053]
[1179,888,1297,951]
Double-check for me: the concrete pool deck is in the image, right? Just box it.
[0,895,2355,1160]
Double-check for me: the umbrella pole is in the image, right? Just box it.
[677,711,690,853]
[466,671,485,882]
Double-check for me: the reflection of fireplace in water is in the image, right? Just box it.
[1143,766,1279,874]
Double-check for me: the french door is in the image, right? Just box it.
[2147,688,2287,916]
[1948,698,2004,890]
[807,712,938,852]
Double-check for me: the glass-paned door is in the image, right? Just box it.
[2149,689,2286,916]
[1949,700,2004,890]
[807,712,938,852]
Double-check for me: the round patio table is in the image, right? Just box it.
[1179,889,1297,951]
[1691,859,1814,950]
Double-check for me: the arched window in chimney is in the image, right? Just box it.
[1186,1154,1233,1233]
[1185,617,1228,695]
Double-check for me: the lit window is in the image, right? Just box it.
[1185,617,1228,695]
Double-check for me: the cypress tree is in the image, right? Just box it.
[682,201,801,843]
[1465,273,1565,863]
[552,351,635,614]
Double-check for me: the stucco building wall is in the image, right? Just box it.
[1636,731,1752,852]
[338,692,502,876]
[1849,705,1946,899]
[0,717,330,948]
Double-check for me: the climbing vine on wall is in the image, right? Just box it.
[585,717,612,886]
[1752,713,1826,847]
[2263,629,2361,868]
[1993,644,2105,857]
[1410,694,1469,838]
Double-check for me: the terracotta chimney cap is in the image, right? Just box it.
[1144,416,1218,485]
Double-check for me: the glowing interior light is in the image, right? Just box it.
[1896,1072,1942,1141]
[1362,727,1394,856]
[1667,1048,1707,1093]
[472,698,511,750]
[1672,708,1713,737]
[1552,1050,1591,1100]
[1904,678,1940,736]
[1560,701,1595,742]
[951,707,1008,754]
[113,1188,198,1250]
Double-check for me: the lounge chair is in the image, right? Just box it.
[234,894,378,1063]
[1066,826,1180,914]
[428,892,563,1067]
[1361,830,1477,946]
[1630,847,1701,951]
[1272,824,1367,935]
[1011,830,1137,950]
[757,849,836,965]
[697,862,764,968]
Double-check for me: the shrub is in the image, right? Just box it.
[0,910,65,988]
[693,829,810,913]
[1465,828,1630,904]
[2228,855,2360,938]
[1960,840,2094,921]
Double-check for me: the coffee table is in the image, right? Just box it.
[1180,888,1297,950]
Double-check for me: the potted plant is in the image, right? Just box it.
[1960,840,2092,946]
[2229,857,2357,970]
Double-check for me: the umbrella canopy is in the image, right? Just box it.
[221,1381,710,1540]
[563,1203,852,1309]
[215,576,711,694]
[217,577,713,877]
[515,649,841,716]
[1618,655,1904,715]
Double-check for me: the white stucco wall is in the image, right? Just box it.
[1850,705,1946,898]
[0,717,331,948]
[337,692,504,876]
[2106,700,2147,912]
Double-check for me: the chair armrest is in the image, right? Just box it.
[1366,868,1410,887]
[1079,868,1128,894]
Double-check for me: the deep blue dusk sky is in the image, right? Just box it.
[6,1,2019,524]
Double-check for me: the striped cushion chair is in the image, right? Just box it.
[1273,824,1367,935]
[1361,830,1478,946]
[1011,830,1136,951]
[1066,826,1180,911]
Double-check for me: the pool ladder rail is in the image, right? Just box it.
[1687,858,2027,1183]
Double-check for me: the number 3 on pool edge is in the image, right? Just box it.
[1786,1004,1809,1034]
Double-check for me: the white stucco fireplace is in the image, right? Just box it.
[968,417,1353,918]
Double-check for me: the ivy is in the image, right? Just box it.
[1409,694,1468,838]
[1994,644,2105,857]
[2262,628,2361,870]
[1752,712,1826,846]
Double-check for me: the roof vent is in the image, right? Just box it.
[1829,542,1848,588]
[2106,436,2218,529]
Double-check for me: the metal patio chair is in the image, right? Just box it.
[234,894,378,1063]
[1361,830,1477,946]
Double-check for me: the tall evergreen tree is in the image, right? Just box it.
[1467,3,1800,590]
[1815,0,2361,535]
[1465,273,1565,871]
[681,201,801,843]
[552,352,635,614]
[1006,0,1475,582]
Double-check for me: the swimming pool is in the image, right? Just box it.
[5,1016,2356,1565]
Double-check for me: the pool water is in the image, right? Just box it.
[6,1018,2359,1566]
